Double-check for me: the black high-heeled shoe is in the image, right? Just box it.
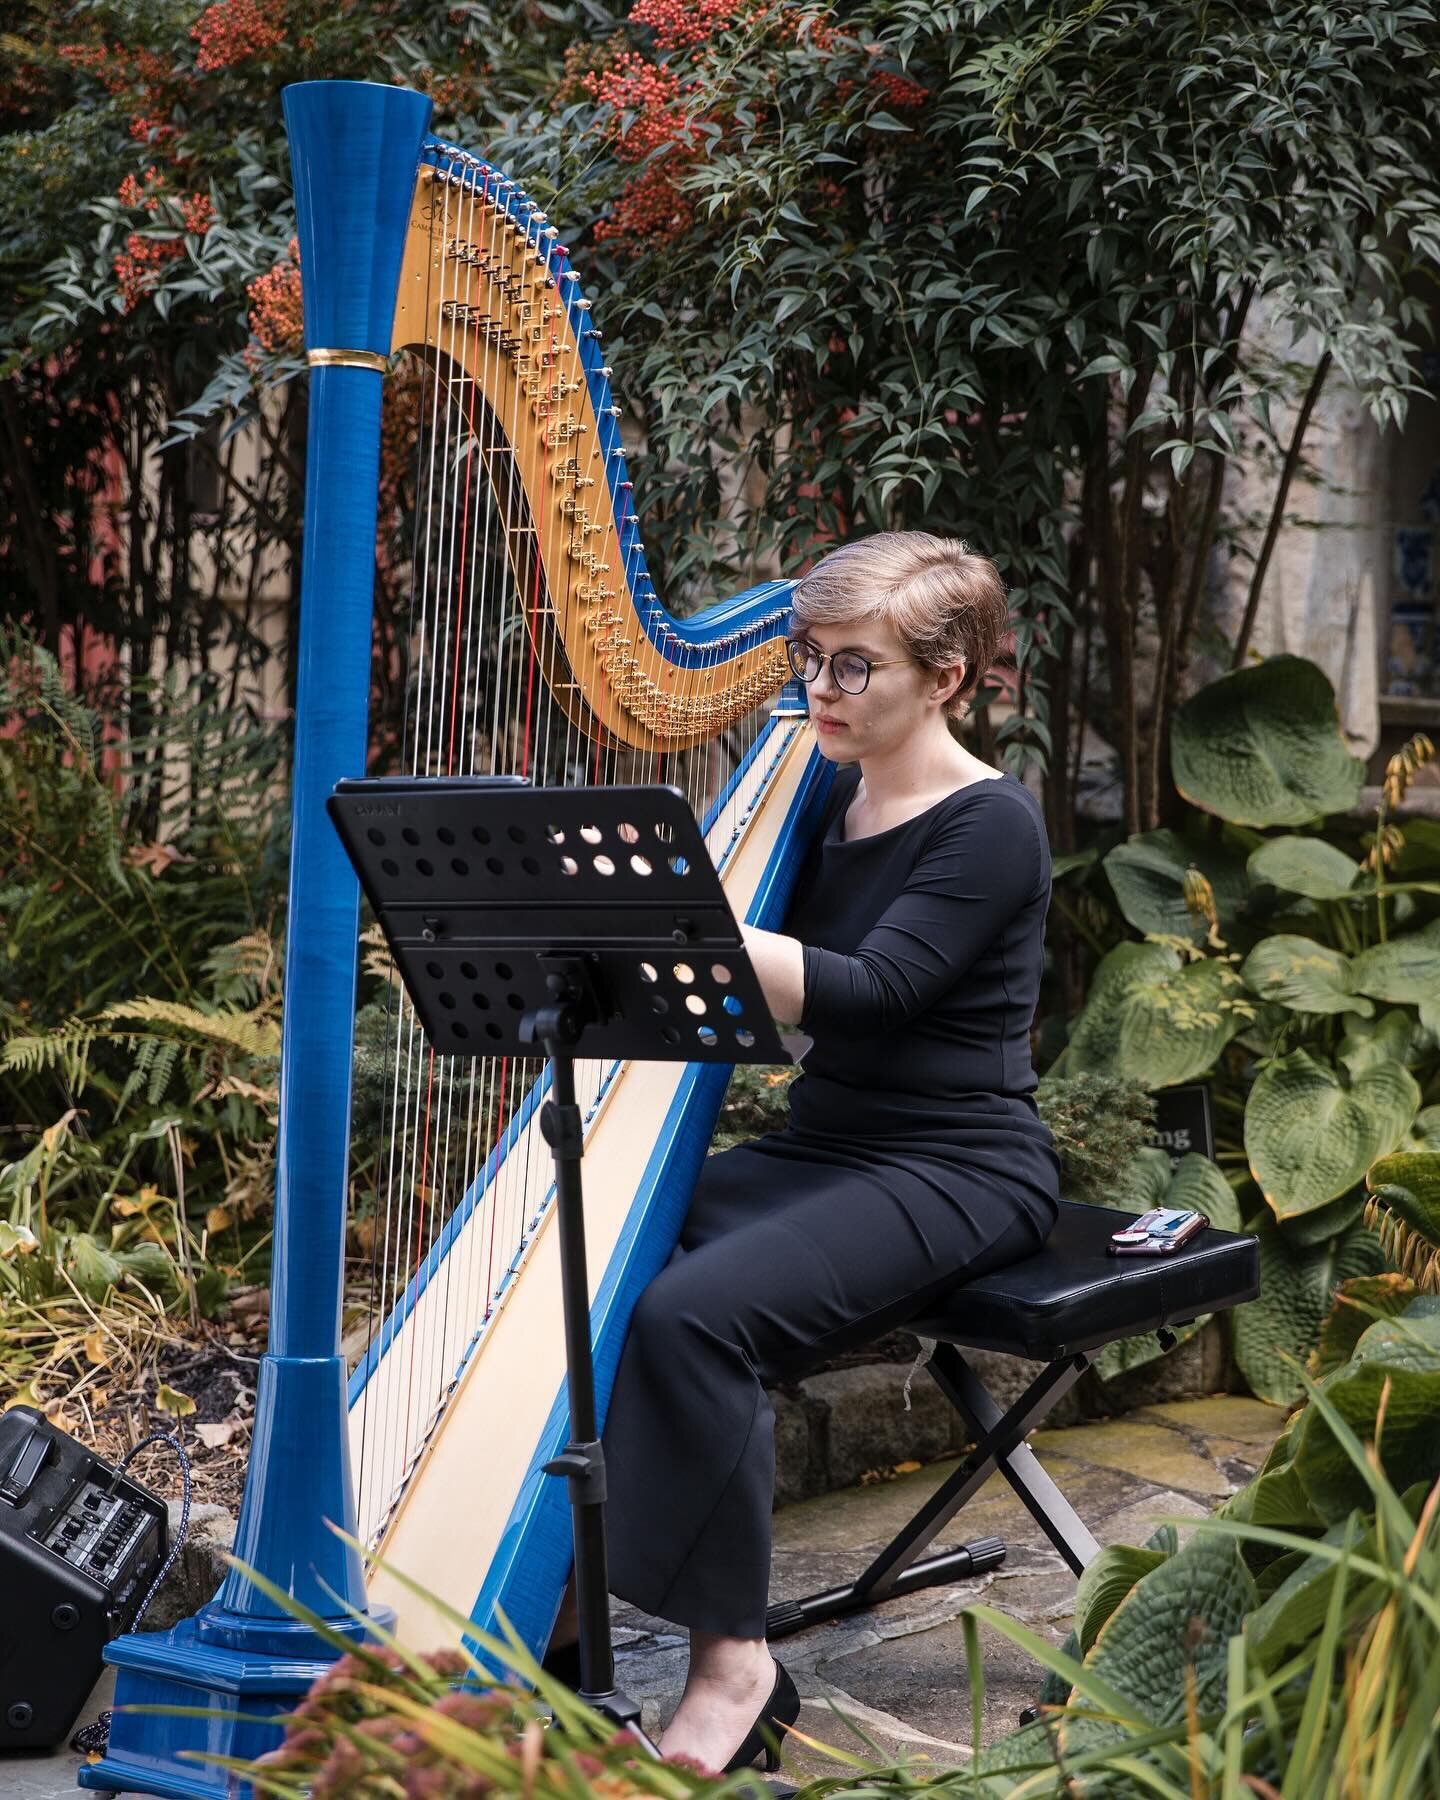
[724,1659,800,1774]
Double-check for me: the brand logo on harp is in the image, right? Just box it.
[354,802,402,818]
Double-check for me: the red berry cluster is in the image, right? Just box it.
[424,73,480,117]
[113,233,185,311]
[59,41,125,92]
[246,236,304,355]
[593,159,694,254]
[117,167,165,211]
[61,40,180,125]
[629,0,739,51]
[192,0,286,72]
[128,115,177,144]
[584,51,691,159]
[116,170,214,238]
[871,70,928,111]
[786,10,838,52]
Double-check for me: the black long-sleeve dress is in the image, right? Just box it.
[600,762,1061,1636]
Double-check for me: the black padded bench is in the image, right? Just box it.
[765,1200,1260,1638]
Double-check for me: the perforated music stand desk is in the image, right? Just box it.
[328,775,791,1747]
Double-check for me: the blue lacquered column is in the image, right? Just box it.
[79,80,434,1798]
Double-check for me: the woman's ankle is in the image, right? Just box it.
[683,1631,772,1692]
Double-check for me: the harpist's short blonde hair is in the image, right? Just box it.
[789,532,1009,718]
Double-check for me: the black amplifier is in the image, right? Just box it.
[0,1405,167,1750]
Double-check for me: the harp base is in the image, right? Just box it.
[74,1606,386,1796]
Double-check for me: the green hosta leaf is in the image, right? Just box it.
[1051,846,1099,881]
[1065,942,1244,1089]
[1241,936,1372,1018]
[1094,1152,1242,1380]
[1072,1542,1170,1655]
[1247,835,1363,900]
[1399,1104,1440,1151]
[1309,1272,1421,1378]
[1351,936,1440,1021]
[1292,1304,1440,1521]
[1227,1453,1323,1533]
[1391,817,1440,875]
[1231,1210,1387,1405]
[1102,830,1249,940]
[1222,1414,1320,1536]
[1171,655,1365,826]
[1281,1186,1369,1248]
[1245,1514,1384,1669]
[1340,1007,1422,1073]
[1060,1535,1256,1760]
[1246,1026,1419,1219]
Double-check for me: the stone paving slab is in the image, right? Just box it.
[7,1395,1284,1795]
[613,1394,1286,1781]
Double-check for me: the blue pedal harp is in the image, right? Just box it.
[80,77,830,1797]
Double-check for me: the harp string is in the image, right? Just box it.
[350,149,784,1542]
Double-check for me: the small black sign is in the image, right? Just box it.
[1150,1083,1215,1167]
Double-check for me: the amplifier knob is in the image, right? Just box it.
[5,1701,33,1730]
[52,1602,80,1630]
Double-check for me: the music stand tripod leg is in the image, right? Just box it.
[537,1025,661,1759]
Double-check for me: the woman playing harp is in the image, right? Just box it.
[547,531,1061,1773]
[81,83,1053,1800]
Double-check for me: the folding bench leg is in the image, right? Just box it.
[766,1345,1101,1641]
[926,1344,1102,1577]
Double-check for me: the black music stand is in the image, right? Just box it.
[328,776,792,1753]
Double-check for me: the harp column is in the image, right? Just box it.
[77,81,434,1799]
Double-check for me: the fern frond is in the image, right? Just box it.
[115,1039,155,1115]
[98,999,281,1061]
[145,1040,182,1106]
[360,922,403,993]
[1,1023,98,1092]
[202,931,281,1006]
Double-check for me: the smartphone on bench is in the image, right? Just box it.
[1108,1206,1208,1256]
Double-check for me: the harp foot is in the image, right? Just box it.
[78,1349,395,1795]
[75,1609,384,1796]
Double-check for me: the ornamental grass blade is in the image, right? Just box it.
[963,1609,984,1796]
[1280,1524,1356,1798]
[960,1604,1194,1792]
[1219,1635,1247,1800]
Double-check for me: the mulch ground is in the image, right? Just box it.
[62,1288,271,1516]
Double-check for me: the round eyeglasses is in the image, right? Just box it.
[786,638,910,696]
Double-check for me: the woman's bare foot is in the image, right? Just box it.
[659,1633,775,1773]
